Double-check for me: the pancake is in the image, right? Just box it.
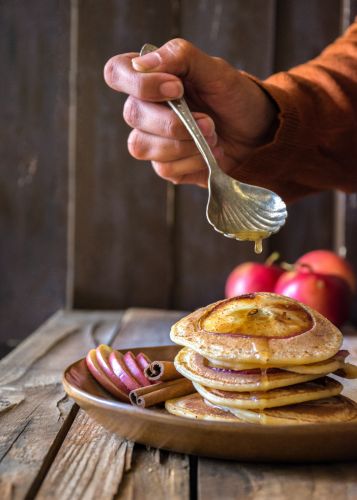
[165,393,357,425]
[165,392,241,422]
[205,350,355,376]
[171,293,343,366]
[193,377,342,410]
[212,396,357,425]
[175,347,322,392]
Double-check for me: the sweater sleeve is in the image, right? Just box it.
[239,21,357,202]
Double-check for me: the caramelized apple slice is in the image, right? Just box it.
[95,344,129,394]
[109,351,141,391]
[85,349,129,402]
[124,351,151,386]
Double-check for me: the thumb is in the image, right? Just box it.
[132,38,234,90]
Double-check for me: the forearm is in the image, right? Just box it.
[241,21,357,201]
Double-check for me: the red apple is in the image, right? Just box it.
[296,250,356,292]
[109,350,141,391]
[85,349,129,402]
[275,266,351,326]
[124,351,151,386]
[95,344,130,394]
[225,254,284,298]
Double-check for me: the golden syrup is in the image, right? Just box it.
[254,238,263,254]
[231,230,269,255]
[260,368,269,391]
[251,336,271,364]
[250,391,268,410]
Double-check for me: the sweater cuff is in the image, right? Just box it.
[236,72,314,201]
[243,72,302,151]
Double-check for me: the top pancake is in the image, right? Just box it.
[170,293,343,366]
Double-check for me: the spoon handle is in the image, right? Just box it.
[140,44,220,175]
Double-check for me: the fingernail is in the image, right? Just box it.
[197,117,214,136]
[159,81,184,98]
[132,52,161,71]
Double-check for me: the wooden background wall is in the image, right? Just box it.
[1,0,357,346]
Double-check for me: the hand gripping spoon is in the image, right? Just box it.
[140,44,287,254]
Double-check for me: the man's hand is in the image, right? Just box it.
[104,38,278,187]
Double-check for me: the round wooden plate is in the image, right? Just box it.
[63,345,357,463]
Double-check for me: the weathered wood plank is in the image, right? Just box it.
[173,0,276,310]
[0,310,123,499]
[36,410,134,500]
[341,1,357,327]
[111,308,186,349]
[197,460,357,500]
[0,384,76,500]
[345,194,357,323]
[0,310,123,386]
[268,0,341,261]
[73,0,178,310]
[37,308,190,499]
[117,446,189,500]
[0,0,70,344]
[38,413,190,500]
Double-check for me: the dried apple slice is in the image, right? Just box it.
[85,349,129,402]
[136,352,151,371]
[124,351,151,386]
[109,350,141,391]
[95,344,129,394]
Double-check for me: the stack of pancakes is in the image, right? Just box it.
[165,293,357,424]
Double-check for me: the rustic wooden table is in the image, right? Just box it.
[1,308,357,500]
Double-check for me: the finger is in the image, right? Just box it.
[131,39,234,89]
[123,96,215,140]
[104,53,184,101]
[151,145,223,180]
[128,129,218,162]
[152,162,209,188]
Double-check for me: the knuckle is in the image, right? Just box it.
[172,138,185,156]
[123,97,140,127]
[212,56,229,69]
[166,38,193,59]
[164,115,183,138]
[127,129,147,160]
[134,76,150,99]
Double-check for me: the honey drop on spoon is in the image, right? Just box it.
[254,238,263,254]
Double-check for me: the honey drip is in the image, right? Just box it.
[254,238,263,254]
[251,337,271,364]
[260,368,269,391]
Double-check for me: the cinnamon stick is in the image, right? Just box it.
[144,360,181,381]
[129,377,194,408]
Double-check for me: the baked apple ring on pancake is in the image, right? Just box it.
[175,347,323,392]
[170,293,343,366]
[165,392,241,422]
[193,377,342,410]
[212,396,357,425]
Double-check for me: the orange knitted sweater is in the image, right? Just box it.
[242,22,357,202]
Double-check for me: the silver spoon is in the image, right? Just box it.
[140,44,287,254]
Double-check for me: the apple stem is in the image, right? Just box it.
[265,252,280,266]
[280,261,294,271]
